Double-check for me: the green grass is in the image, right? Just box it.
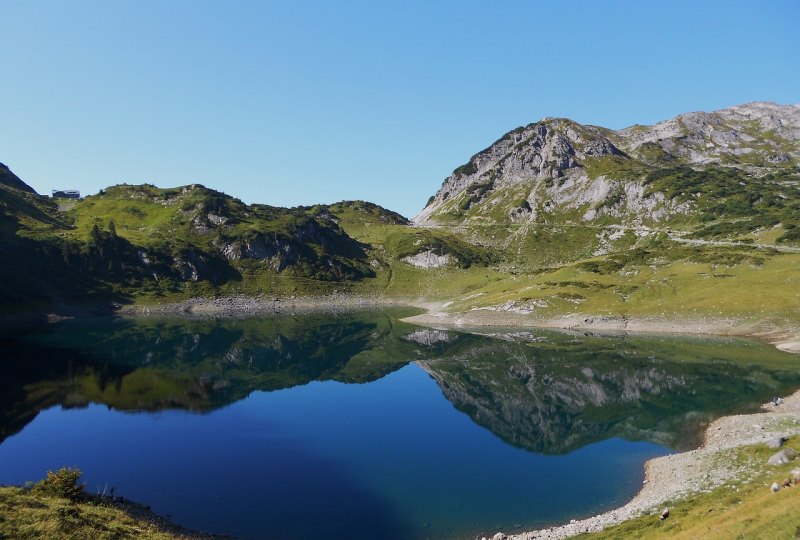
[582,154,651,180]
[440,243,800,326]
[643,165,800,240]
[634,141,678,166]
[578,440,800,539]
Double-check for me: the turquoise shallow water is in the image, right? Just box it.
[1,311,799,539]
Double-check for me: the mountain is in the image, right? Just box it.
[0,174,396,312]
[0,162,79,310]
[1,101,799,336]
[616,101,800,167]
[0,161,65,235]
[401,102,800,340]
[415,102,800,230]
[0,161,498,314]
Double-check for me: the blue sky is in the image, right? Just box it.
[1,1,798,218]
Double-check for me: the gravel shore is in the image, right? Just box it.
[499,390,800,540]
[402,308,800,355]
[118,294,426,319]
[118,295,800,356]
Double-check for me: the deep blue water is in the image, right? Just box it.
[1,311,799,539]
[0,366,663,539]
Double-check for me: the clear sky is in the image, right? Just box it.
[1,0,798,218]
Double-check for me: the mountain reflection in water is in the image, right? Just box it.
[3,311,800,455]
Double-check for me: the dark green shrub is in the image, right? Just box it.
[576,259,624,274]
[453,161,477,177]
[778,226,800,243]
[31,467,85,501]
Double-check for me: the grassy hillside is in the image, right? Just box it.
[2,163,799,333]
[0,163,92,310]
[0,175,394,311]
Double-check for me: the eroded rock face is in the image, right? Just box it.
[218,234,300,271]
[173,251,208,282]
[402,250,452,268]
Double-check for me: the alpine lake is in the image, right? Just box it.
[2,307,800,539]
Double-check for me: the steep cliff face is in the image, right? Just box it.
[414,119,627,225]
[414,102,800,229]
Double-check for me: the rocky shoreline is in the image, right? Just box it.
[32,294,797,358]
[495,390,800,540]
[401,307,800,355]
[116,295,800,356]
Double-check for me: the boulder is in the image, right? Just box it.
[766,436,787,449]
[768,448,798,465]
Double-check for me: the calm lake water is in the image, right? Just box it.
[2,309,800,539]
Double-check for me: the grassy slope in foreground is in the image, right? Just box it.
[0,469,216,539]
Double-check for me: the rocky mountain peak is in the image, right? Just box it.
[414,118,622,224]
